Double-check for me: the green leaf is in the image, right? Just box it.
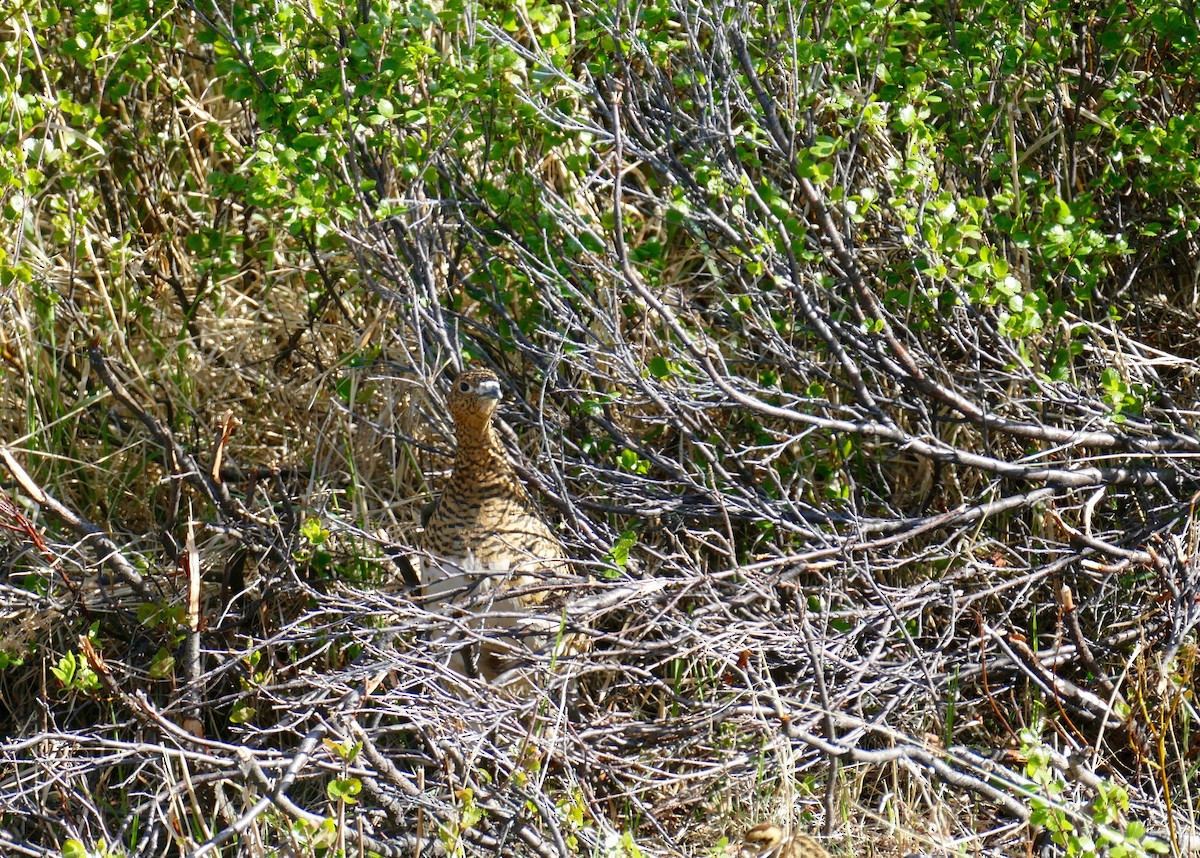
[51,653,77,687]
[809,135,837,158]
[301,517,329,546]
[149,647,176,680]
[292,133,324,150]
[224,80,255,100]
[617,449,649,474]
[604,529,638,572]
[323,738,363,762]
[327,777,362,803]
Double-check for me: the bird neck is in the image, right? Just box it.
[453,422,517,480]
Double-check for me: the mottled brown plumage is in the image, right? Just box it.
[419,368,569,682]
[422,368,564,582]
[742,825,830,858]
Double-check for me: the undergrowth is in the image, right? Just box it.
[3,0,1200,856]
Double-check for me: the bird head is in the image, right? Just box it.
[742,824,785,857]
[447,368,503,435]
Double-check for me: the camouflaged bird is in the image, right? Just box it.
[741,825,830,858]
[419,367,571,682]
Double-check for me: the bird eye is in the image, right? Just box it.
[458,381,471,392]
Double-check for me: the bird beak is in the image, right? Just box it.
[477,379,502,400]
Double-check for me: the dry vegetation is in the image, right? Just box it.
[3,1,1200,856]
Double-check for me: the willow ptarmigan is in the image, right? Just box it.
[419,367,573,683]
[741,825,830,858]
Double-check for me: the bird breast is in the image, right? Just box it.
[418,550,529,624]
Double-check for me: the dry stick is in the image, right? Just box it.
[481,793,566,858]
[1048,509,1158,567]
[347,723,426,821]
[1059,585,1121,700]
[976,611,1018,744]
[601,77,1159,554]
[601,97,1159,494]
[724,30,1200,460]
[182,514,204,735]
[0,488,57,565]
[772,712,1033,822]
[0,731,232,767]
[993,628,1119,725]
[0,829,48,858]
[798,608,841,837]
[866,486,1065,546]
[187,794,274,858]
[434,737,564,858]
[990,625,1155,760]
[0,445,156,602]
[77,625,406,858]
[88,345,233,513]
[77,637,254,768]
[88,346,292,564]
[79,631,261,856]
[190,692,410,858]
[956,623,1150,686]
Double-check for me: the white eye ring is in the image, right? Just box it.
[459,381,471,392]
